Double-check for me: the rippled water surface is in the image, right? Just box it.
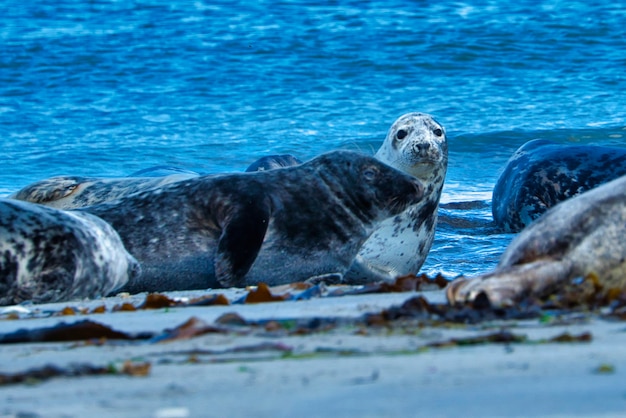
[1,1,625,278]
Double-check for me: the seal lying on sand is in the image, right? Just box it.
[0,199,139,305]
[245,113,448,284]
[10,174,196,210]
[80,150,424,293]
[492,139,626,232]
[447,174,626,307]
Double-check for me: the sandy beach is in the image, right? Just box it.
[1,286,625,418]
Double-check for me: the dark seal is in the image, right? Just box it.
[81,150,424,293]
[0,199,140,306]
[448,173,626,307]
[492,139,626,232]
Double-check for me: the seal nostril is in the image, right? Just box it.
[416,142,430,152]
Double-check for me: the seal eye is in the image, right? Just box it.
[362,167,378,182]
[396,129,408,140]
[433,128,443,137]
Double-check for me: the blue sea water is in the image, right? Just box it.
[1,1,625,279]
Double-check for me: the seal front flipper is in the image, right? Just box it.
[214,200,271,288]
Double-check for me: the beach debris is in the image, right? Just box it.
[0,360,151,386]
[593,363,616,374]
[426,330,526,348]
[365,294,541,325]
[0,320,152,344]
[243,283,291,304]
[139,293,230,309]
[546,331,592,343]
[150,317,228,343]
[329,273,448,297]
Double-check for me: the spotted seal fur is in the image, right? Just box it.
[80,150,424,293]
[344,112,447,283]
[245,113,448,284]
[10,173,197,210]
[492,139,626,232]
[447,174,626,307]
[0,199,140,305]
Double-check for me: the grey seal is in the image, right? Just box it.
[344,112,447,283]
[9,158,300,210]
[0,199,140,305]
[244,113,448,284]
[80,150,424,293]
[10,174,196,210]
[447,174,626,307]
[492,139,626,232]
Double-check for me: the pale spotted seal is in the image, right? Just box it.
[10,173,197,210]
[0,199,140,305]
[447,174,626,307]
[492,139,626,232]
[80,150,424,293]
[344,112,447,283]
[245,113,448,284]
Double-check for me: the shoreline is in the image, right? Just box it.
[1,287,625,417]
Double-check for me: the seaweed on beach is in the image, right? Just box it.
[244,283,292,303]
[426,330,527,347]
[328,274,448,297]
[0,320,153,344]
[0,361,151,386]
[150,316,230,343]
[365,293,542,326]
[216,311,341,336]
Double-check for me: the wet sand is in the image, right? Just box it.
[1,288,625,418]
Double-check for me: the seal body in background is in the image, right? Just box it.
[245,155,302,172]
[81,150,424,293]
[492,139,626,232]
[0,199,139,305]
[448,173,626,307]
[10,174,197,210]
